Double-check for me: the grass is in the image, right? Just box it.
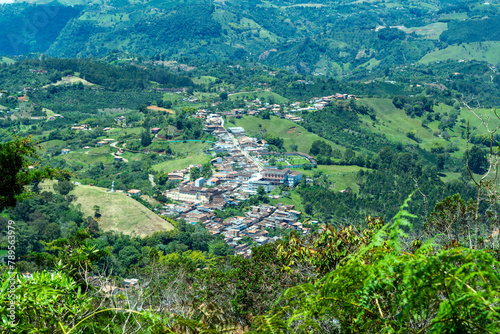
[359,98,500,160]
[440,172,461,183]
[228,91,288,104]
[43,108,55,118]
[42,76,95,88]
[108,127,143,137]
[270,191,305,212]
[267,156,310,167]
[62,152,114,165]
[70,184,174,236]
[419,41,500,65]
[302,165,371,193]
[405,22,447,40]
[40,140,66,150]
[169,141,213,155]
[192,76,218,85]
[358,98,451,150]
[152,154,211,173]
[0,56,15,64]
[227,115,344,153]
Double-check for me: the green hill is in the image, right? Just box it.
[1,0,499,75]
[420,42,500,65]
[71,184,173,237]
[226,115,344,153]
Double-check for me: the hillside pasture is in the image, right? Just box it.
[42,76,95,88]
[419,41,500,65]
[36,181,173,236]
[151,154,211,173]
[227,115,344,153]
[71,184,174,236]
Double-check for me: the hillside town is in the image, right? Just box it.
[158,113,316,257]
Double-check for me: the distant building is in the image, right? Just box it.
[165,187,210,204]
[287,171,302,187]
[61,149,71,155]
[127,189,141,197]
[168,173,184,182]
[228,127,246,136]
[194,178,206,187]
[262,168,291,186]
[150,127,161,134]
[207,178,220,186]
[96,141,107,146]
[248,179,272,192]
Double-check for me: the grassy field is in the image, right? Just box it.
[0,56,15,64]
[405,22,447,40]
[70,184,174,236]
[419,41,500,65]
[43,108,55,118]
[152,154,211,173]
[270,164,370,209]
[192,76,218,85]
[43,76,95,88]
[359,98,500,159]
[358,98,453,150]
[40,140,66,150]
[302,165,371,193]
[62,152,115,165]
[270,191,305,212]
[226,115,344,153]
[228,91,288,103]
[169,141,213,155]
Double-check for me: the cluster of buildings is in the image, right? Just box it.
[309,94,356,110]
[213,92,355,121]
[159,200,311,257]
[157,113,312,256]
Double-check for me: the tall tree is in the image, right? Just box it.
[468,145,487,174]
[141,131,152,147]
[0,136,64,210]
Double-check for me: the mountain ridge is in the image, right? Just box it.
[1,0,499,75]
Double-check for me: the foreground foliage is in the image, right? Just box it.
[253,199,500,333]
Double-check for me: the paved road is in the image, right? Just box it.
[222,117,264,171]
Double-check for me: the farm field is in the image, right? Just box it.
[42,76,95,88]
[169,141,213,155]
[405,22,447,40]
[226,115,344,153]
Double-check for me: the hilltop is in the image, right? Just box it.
[39,181,174,236]
[71,184,174,236]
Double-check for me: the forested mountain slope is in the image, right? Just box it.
[1,0,499,75]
